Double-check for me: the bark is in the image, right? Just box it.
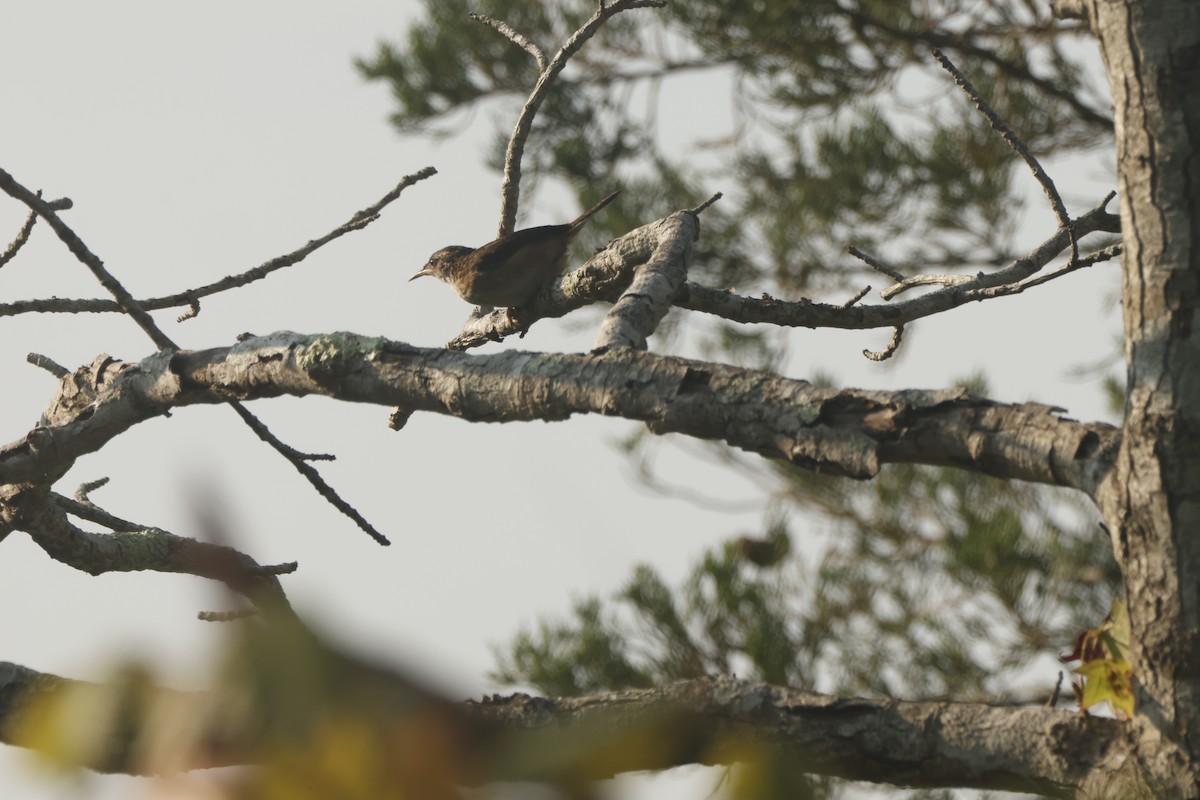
[0,335,1118,494]
[1088,0,1200,794]
[0,661,1129,795]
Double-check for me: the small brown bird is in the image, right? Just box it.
[410,190,620,309]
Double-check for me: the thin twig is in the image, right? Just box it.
[495,0,666,235]
[841,286,871,308]
[226,401,390,545]
[74,477,111,505]
[977,243,1122,298]
[863,325,904,361]
[470,13,547,71]
[5,165,414,545]
[0,168,434,321]
[198,607,260,623]
[1,193,73,269]
[931,48,1078,265]
[849,246,907,282]
[1047,671,1065,707]
[0,167,439,324]
[27,352,69,378]
[253,561,299,576]
[177,297,200,322]
[688,192,723,216]
[1,199,39,269]
[0,166,177,349]
[881,273,974,300]
[152,166,438,319]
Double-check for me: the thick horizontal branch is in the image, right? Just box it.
[0,662,1124,795]
[0,333,1119,494]
[468,676,1123,796]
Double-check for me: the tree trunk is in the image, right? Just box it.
[1090,0,1200,794]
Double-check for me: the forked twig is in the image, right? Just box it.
[470,13,547,71]
[227,401,390,546]
[931,48,1078,266]
[489,0,666,235]
[2,164,403,546]
[0,167,177,349]
[165,166,438,319]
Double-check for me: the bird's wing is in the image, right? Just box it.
[472,225,570,272]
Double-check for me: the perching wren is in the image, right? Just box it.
[410,190,620,309]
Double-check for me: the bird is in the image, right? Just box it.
[410,190,620,310]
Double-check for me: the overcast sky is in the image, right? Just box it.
[0,3,1118,798]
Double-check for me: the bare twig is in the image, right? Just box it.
[198,607,259,622]
[849,246,907,282]
[1048,671,1065,707]
[841,286,871,308]
[177,296,200,322]
[973,243,1122,299]
[689,192,723,216]
[26,352,69,378]
[881,272,974,300]
[931,48,1078,265]
[470,13,547,71]
[677,194,1119,332]
[4,165,410,545]
[1,200,39,269]
[226,401,390,546]
[864,325,904,361]
[150,166,438,318]
[494,0,666,235]
[1,193,74,269]
[0,168,438,323]
[253,561,299,576]
[74,477,111,505]
[0,167,177,349]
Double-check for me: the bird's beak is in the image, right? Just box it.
[408,268,433,282]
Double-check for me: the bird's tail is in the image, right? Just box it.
[568,190,621,232]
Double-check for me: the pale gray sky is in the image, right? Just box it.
[0,3,1117,798]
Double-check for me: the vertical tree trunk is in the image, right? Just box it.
[1090,0,1200,793]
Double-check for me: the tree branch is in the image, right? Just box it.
[0,167,438,321]
[683,196,1119,331]
[467,676,1122,796]
[0,664,1124,795]
[442,196,1117,348]
[0,334,1119,495]
[592,210,694,350]
[0,167,177,350]
[493,0,666,235]
[0,484,293,613]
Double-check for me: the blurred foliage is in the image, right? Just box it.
[492,445,1118,798]
[493,448,1117,702]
